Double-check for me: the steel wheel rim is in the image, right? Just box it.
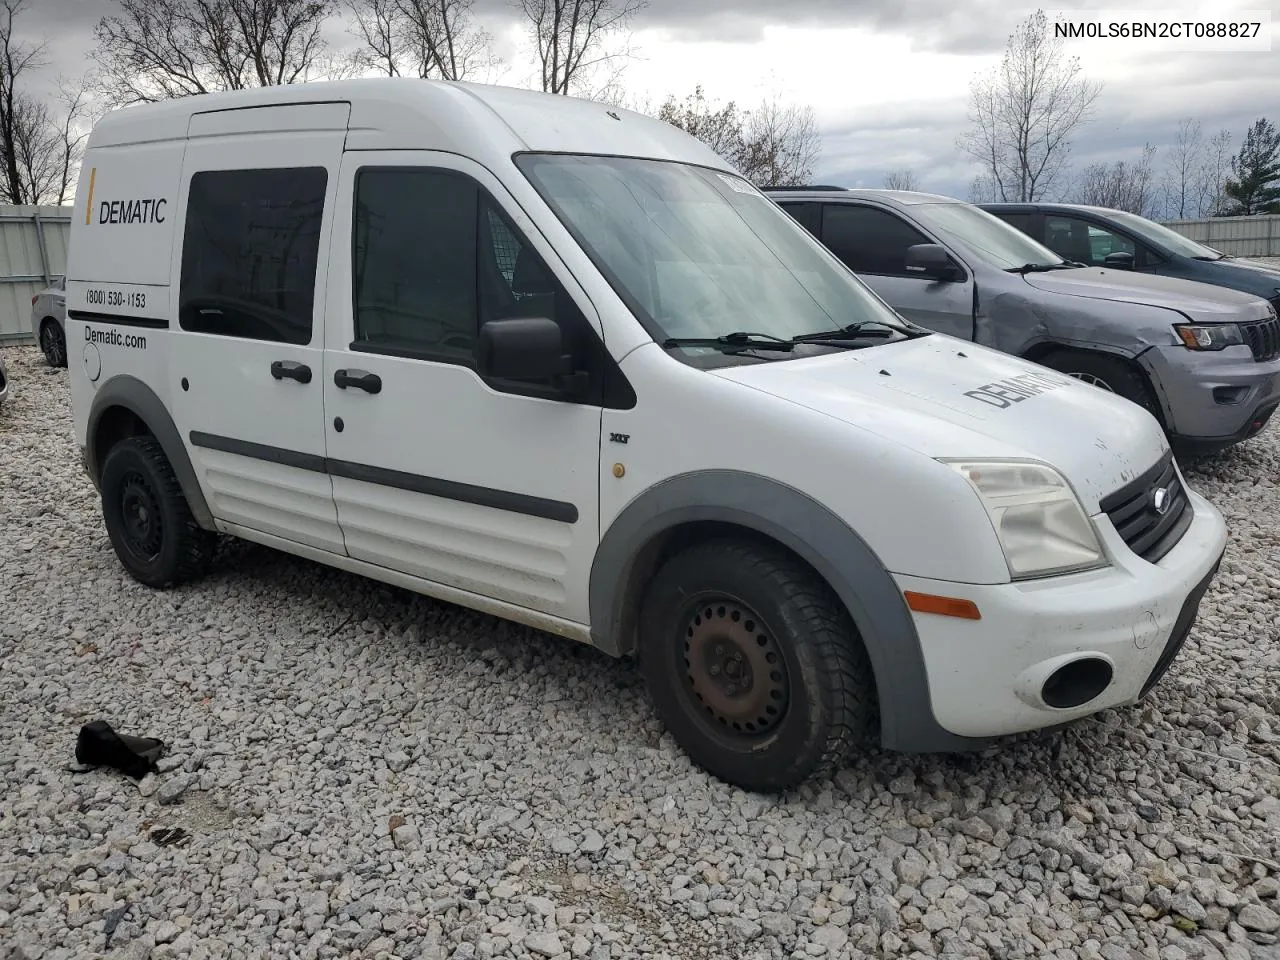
[119,471,163,562]
[679,597,790,739]
[1068,372,1114,392]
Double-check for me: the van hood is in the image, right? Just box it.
[712,334,1168,511]
[1019,267,1270,324]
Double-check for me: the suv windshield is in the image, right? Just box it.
[1106,210,1222,259]
[913,201,1068,270]
[515,154,913,352]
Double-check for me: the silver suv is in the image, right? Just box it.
[768,188,1280,456]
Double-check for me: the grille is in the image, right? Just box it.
[1099,452,1192,564]
[1241,312,1280,362]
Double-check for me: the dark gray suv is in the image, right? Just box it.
[767,187,1280,456]
[980,202,1280,321]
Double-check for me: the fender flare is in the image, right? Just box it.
[588,470,980,752]
[86,374,215,530]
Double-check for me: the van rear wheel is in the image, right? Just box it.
[639,539,874,792]
[1038,349,1162,423]
[100,436,216,588]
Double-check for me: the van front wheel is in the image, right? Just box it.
[100,436,216,588]
[639,539,875,792]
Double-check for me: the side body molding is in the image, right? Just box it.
[588,470,981,752]
[85,375,216,530]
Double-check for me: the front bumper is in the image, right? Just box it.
[1142,344,1280,447]
[895,486,1227,740]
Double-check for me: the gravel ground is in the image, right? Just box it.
[1,343,1279,960]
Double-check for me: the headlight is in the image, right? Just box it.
[1174,323,1243,350]
[946,460,1106,580]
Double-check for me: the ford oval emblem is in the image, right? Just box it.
[1152,486,1171,515]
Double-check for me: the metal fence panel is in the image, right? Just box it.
[0,205,71,344]
[1161,215,1280,257]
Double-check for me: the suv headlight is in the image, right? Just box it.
[946,460,1106,580]
[1174,323,1242,350]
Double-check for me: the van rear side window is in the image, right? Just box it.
[179,167,327,345]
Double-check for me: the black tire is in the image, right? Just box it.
[1038,349,1163,424]
[100,435,216,588]
[639,539,875,792]
[40,319,66,368]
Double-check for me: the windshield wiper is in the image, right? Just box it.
[792,320,902,342]
[1005,262,1076,274]
[662,331,796,352]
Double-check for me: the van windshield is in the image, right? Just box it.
[515,154,913,353]
[913,201,1068,270]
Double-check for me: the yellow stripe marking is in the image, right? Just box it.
[85,167,96,225]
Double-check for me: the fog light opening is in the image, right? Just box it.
[1041,657,1113,709]
[1211,385,1249,405]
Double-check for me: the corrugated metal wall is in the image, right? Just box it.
[1161,215,1280,257]
[0,206,70,344]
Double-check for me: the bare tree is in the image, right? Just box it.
[348,0,501,80]
[0,0,45,203]
[1161,118,1204,219]
[657,86,744,158]
[967,174,999,203]
[0,0,93,205]
[657,87,822,188]
[93,0,337,105]
[519,0,646,96]
[958,9,1102,202]
[884,168,918,191]
[738,98,820,187]
[1075,144,1158,216]
[1200,128,1233,217]
[11,77,93,206]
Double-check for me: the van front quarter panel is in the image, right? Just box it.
[588,469,984,753]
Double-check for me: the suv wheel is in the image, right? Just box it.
[100,436,216,588]
[639,539,875,792]
[1039,349,1162,423]
[40,320,66,368]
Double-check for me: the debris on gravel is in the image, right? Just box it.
[2,344,1279,958]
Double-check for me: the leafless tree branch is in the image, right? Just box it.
[884,168,919,191]
[1075,143,1158,216]
[957,9,1102,202]
[518,0,646,96]
[92,0,337,105]
[656,86,822,188]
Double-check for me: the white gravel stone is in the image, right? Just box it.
[3,344,1280,958]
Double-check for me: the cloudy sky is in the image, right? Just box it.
[15,0,1280,206]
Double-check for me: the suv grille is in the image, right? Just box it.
[1242,312,1280,362]
[1099,452,1192,564]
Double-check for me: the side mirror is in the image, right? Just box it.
[1103,251,1135,269]
[478,317,579,388]
[905,243,961,281]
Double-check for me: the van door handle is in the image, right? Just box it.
[334,368,382,394]
[270,360,312,384]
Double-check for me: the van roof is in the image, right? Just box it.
[85,77,731,171]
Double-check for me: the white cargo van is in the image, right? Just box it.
[66,79,1228,792]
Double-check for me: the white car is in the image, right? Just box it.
[64,79,1228,792]
[31,276,67,367]
[0,350,8,406]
